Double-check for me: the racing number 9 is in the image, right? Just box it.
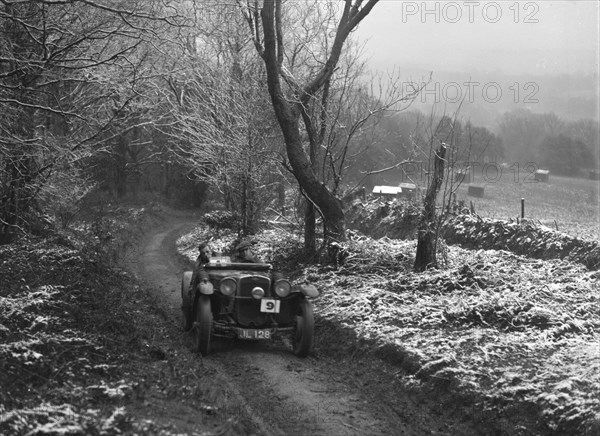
[260,298,280,313]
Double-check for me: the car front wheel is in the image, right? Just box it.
[195,295,213,356]
[292,298,314,357]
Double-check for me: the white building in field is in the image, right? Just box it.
[372,183,417,200]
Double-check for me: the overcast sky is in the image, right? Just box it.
[354,0,599,77]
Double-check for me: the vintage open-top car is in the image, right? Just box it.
[181,256,318,357]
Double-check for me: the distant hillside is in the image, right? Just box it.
[395,69,599,130]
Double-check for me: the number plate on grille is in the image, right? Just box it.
[238,329,272,340]
[260,298,280,313]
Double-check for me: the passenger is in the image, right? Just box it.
[234,239,263,263]
[196,242,212,265]
[188,241,212,300]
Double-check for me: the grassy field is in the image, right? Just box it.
[450,172,599,241]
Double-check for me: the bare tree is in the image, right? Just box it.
[413,113,462,271]
[239,0,380,250]
[0,0,195,241]
[162,2,283,235]
[300,61,422,251]
[414,141,447,272]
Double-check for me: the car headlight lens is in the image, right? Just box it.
[274,279,291,297]
[219,278,236,296]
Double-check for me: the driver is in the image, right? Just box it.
[234,239,262,263]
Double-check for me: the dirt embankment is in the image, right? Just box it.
[332,199,600,435]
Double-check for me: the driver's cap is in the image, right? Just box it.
[236,239,253,251]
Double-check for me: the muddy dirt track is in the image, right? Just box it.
[129,212,484,436]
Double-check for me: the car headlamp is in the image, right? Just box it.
[274,279,291,297]
[219,278,236,296]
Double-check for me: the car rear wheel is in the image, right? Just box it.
[292,299,314,357]
[181,272,193,332]
[195,295,213,356]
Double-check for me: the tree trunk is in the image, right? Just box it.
[260,1,346,247]
[241,174,248,235]
[113,137,128,198]
[284,120,345,244]
[414,143,447,272]
[304,130,319,253]
[276,180,285,213]
[0,100,37,243]
[304,200,316,252]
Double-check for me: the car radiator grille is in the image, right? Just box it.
[235,276,271,327]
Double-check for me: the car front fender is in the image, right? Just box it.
[199,281,214,295]
[292,283,319,298]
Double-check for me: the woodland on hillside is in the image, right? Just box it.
[1,0,598,249]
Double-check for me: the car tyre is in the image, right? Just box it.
[195,295,213,356]
[292,298,314,357]
[181,272,193,332]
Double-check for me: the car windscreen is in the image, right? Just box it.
[204,262,272,272]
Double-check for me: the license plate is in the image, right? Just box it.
[238,329,272,340]
[260,298,280,313]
